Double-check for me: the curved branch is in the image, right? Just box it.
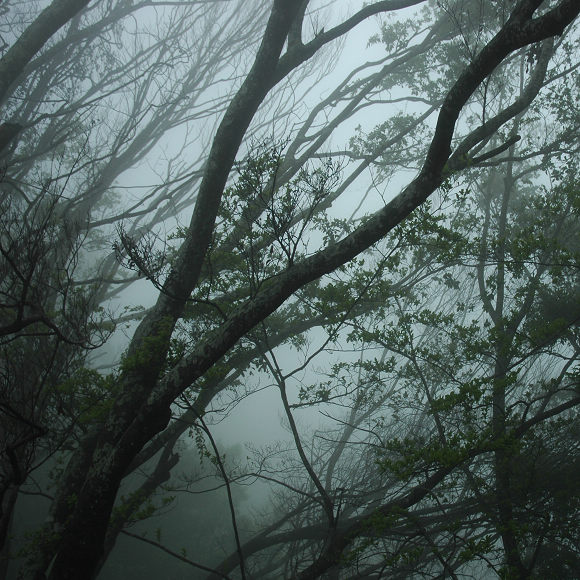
[0,0,91,104]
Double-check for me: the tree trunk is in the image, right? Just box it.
[0,0,91,104]
[0,483,18,580]
[36,3,306,578]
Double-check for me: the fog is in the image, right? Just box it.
[1,1,579,579]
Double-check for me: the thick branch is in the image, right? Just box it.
[0,0,91,104]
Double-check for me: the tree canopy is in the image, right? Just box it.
[1,1,579,579]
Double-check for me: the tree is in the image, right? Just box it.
[205,155,578,578]
[1,0,276,572]
[2,1,579,579]
[203,17,580,576]
[0,182,110,564]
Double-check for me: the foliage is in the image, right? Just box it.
[1,1,579,580]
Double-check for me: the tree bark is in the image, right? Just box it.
[0,0,91,105]
[43,3,306,579]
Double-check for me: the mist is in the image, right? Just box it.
[1,1,579,578]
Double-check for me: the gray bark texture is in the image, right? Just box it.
[0,0,92,105]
